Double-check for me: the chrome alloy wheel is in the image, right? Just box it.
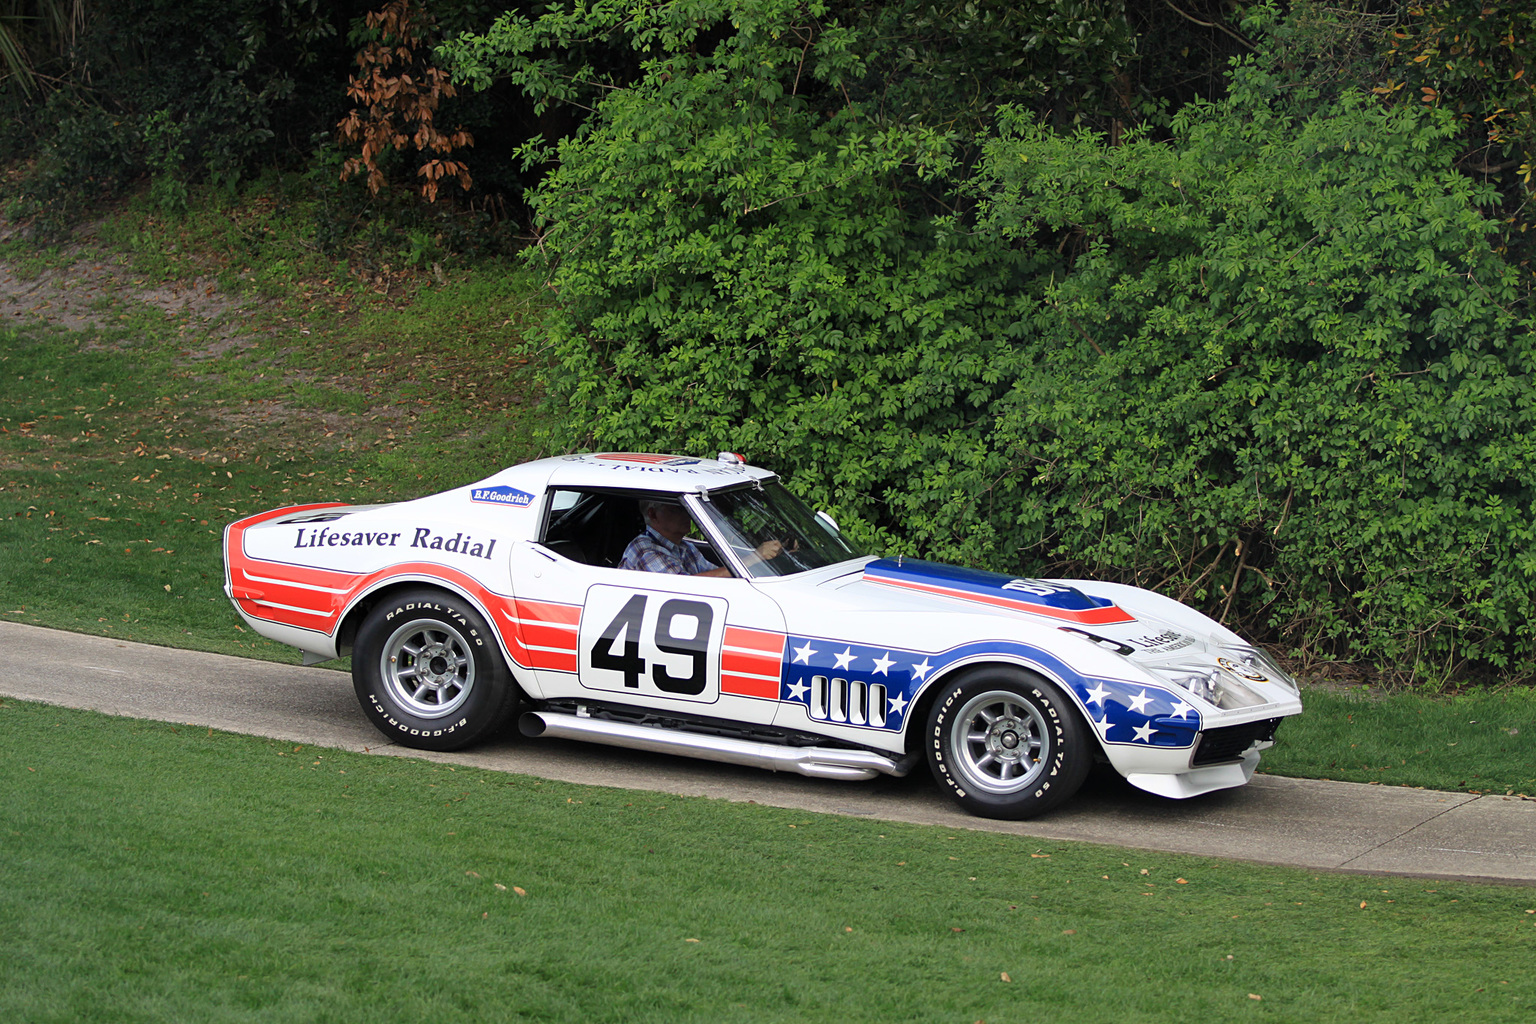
[379,617,477,719]
[948,689,1050,794]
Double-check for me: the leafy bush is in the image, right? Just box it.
[971,73,1535,676]
[4,1,538,252]
[451,0,1536,679]
[3,1,371,230]
[1382,0,1536,277]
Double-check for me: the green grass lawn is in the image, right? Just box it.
[2,186,550,658]
[2,699,1532,1024]
[1263,687,1536,796]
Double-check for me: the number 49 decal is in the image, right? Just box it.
[577,586,727,703]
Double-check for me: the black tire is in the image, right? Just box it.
[352,589,519,751]
[925,667,1092,819]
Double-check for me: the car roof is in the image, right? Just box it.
[505,452,779,495]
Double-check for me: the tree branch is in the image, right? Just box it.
[1163,1,1254,51]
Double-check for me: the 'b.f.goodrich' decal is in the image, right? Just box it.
[577,586,727,703]
[471,485,535,507]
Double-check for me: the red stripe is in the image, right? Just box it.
[499,621,532,662]
[529,649,578,673]
[236,577,343,609]
[516,599,582,626]
[225,513,537,661]
[722,649,782,678]
[520,621,580,651]
[225,504,354,629]
[724,626,786,655]
[722,674,781,699]
[595,452,677,464]
[873,576,1135,625]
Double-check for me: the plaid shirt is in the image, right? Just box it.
[618,526,716,575]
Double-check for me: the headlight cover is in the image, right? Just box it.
[1148,646,1296,710]
[1217,646,1300,695]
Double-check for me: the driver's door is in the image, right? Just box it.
[506,525,787,727]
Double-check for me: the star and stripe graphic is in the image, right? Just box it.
[1077,675,1200,748]
[778,636,927,729]
[777,635,1199,747]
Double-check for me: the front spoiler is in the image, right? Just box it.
[1124,752,1260,799]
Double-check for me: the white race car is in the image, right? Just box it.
[224,452,1302,819]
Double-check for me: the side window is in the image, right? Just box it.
[540,490,644,569]
[541,490,729,575]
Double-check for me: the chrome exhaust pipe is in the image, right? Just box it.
[520,711,912,782]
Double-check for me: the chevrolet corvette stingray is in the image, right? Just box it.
[224,452,1302,819]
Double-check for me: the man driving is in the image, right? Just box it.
[619,499,781,577]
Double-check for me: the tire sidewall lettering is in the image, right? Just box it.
[385,602,485,647]
[925,670,1087,819]
[370,692,473,737]
[356,591,513,751]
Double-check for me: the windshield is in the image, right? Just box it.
[695,481,864,578]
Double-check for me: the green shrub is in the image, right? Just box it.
[970,76,1535,675]
[452,1,1536,680]
[4,2,542,243]
[3,1,357,231]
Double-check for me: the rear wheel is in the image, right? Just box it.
[926,667,1092,819]
[352,589,518,751]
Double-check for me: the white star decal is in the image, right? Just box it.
[792,641,818,665]
[871,652,895,676]
[887,692,910,718]
[910,658,933,681]
[1085,682,1110,706]
[1169,699,1194,720]
[787,679,809,701]
[1133,722,1156,743]
[1127,689,1154,714]
[833,647,856,671]
[1095,715,1112,736]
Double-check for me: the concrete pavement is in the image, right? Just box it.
[1,619,1531,884]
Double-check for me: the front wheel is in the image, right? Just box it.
[926,668,1092,819]
[352,589,519,751]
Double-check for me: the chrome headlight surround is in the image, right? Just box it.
[1153,665,1223,706]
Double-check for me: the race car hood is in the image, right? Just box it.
[849,558,1298,712]
[860,558,1135,628]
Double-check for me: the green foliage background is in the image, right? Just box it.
[445,0,1536,678]
[0,1,534,232]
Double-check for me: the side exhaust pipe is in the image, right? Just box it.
[520,711,912,782]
